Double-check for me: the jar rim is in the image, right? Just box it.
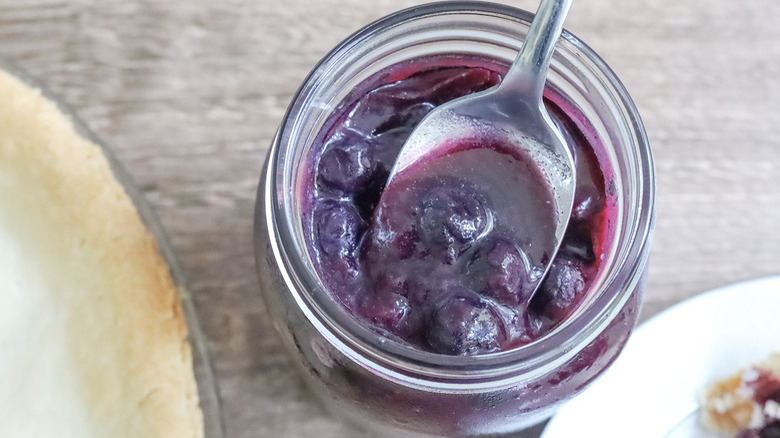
[262,1,655,382]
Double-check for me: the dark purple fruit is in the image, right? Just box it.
[314,200,365,258]
[418,180,491,247]
[316,129,374,193]
[483,239,529,307]
[532,256,587,322]
[359,292,411,333]
[426,294,506,355]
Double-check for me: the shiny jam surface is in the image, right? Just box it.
[302,58,615,355]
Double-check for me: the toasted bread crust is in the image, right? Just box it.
[0,69,203,437]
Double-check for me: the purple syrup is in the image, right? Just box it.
[303,62,611,355]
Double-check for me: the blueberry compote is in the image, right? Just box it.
[304,61,610,355]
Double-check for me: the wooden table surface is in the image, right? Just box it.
[3,1,780,437]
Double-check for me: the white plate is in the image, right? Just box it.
[541,276,780,438]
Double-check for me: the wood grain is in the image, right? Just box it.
[2,1,780,437]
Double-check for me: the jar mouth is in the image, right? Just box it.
[264,1,655,381]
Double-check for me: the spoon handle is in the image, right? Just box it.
[502,0,573,97]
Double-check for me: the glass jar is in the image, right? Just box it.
[254,2,655,436]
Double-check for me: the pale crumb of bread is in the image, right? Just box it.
[699,373,755,435]
[0,69,203,437]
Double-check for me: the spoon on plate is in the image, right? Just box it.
[663,409,721,438]
[385,0,576,292]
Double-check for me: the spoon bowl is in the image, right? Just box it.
[385,0,576,294]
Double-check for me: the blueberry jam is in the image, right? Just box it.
[304,61,611,355]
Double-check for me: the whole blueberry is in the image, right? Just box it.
[358,292,411,333]
[373,102,434,135]
[313,200,365,258]
[521,312,545,341]
[532,256,587,322]
[483,239,530,307]
[346,82,420,135]
[418,180,491,247]
[487,299,541,344]
[426,294,506,355]
[316,129,374,193]
[572,185,604,222]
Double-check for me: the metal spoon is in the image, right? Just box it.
[663,408,721,438]
[385,0,576,291]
